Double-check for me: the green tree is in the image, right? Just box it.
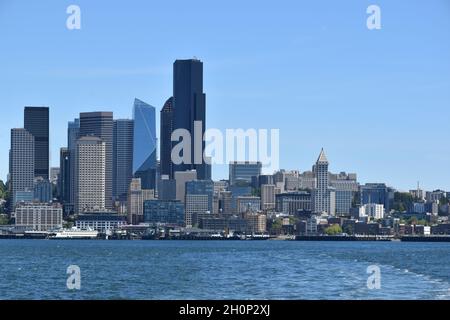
[343,224,354,235]
[0,214,9,225]
[324,224,342,235]
[417,219,428,226]
[252,188,261,197]
[0,180,6,199]
[352,191,361,208]
[289,216,299,225]
[393,192,414,212]
[407,216,418,225]
[270,219,283,235]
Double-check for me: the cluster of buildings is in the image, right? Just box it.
[3,59,450,238]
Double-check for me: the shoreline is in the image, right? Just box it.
[2,234,450,242]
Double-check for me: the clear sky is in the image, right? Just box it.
[0,0,449,191]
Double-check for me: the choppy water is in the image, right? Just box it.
[0,240,449,300]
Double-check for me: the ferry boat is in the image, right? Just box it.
[48,227,99,239]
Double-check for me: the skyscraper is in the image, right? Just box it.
[74,136,106,214]
[79,112,113,209]
[113,119,134,201]
[172,59,208,179]
[68,118,80,152]
[160,97,173,178]
[313,149,331,215]
[133,98,157,189]
[10,128,35,205]
[67,118,79,209]
[58,148,70,205]
[24,107,49,179]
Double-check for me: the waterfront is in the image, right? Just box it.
[0,240,449,300]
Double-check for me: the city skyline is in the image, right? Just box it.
[1,1,450,191]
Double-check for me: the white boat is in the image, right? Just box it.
[49,227,98,239]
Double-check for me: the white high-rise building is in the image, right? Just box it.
[359,204,385,220]
[75,136,106,214]
[10,128,35,206]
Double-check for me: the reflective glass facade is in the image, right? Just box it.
[133,98,156,189]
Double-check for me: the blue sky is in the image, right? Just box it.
[0,0,449,191]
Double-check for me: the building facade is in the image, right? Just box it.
[236,196,261,214]
[58,148,70,204]
[76,213,127,232]
[33,178,52,203]
[312,149,332,215]
[185,180,214,227]
[127,178,155,225]
[113,119,134,201]
[79,112,113,209]
[229,161,262,186]
[75,136,106,214]
[133,98,157,189]
[160,97,174,178]
[261,184,276,210]
[143,200,185,225]
[330,172,359,216]
[15,203,63,231]
[174,170,197,202]
[10,128,35,206]
[360,183,394,212]
[67,118,80,210]
[359,204,385,220]
[172,59,208,179]
[275,191,312,215]
[24,107,49,179]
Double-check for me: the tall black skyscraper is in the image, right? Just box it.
[172,59,207,179]
[24,106,49,179]
[66,118,79,211]
[113,119,134,201]
[160,97,173,178]
[58,148,70,204]
[79,112,113,209]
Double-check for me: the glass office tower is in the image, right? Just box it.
[133,98,157,189]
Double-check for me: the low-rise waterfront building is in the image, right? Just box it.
[15,203,63,231]
[143,200,185,226]
[75,212,127,232]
